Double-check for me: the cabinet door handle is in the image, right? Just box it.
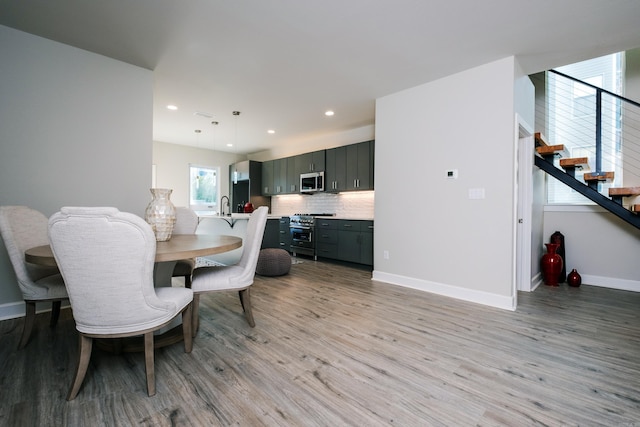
[343,224,352,228]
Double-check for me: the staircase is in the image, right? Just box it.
[533,69,640,230]
[534,131,640,229]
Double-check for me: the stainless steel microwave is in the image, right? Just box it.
[300,171,324,193]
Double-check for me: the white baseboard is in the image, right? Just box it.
[371,270,640,312]
[0,300,71,321]
[372,270,516,311]
[0,301,27,321]
[580,274,640,292]
[529,272,543,292]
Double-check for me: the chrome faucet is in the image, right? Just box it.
[220,195,230,216]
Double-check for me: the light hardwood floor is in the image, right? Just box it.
[1,259,639,426]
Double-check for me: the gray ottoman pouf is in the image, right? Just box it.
[256,248,291,276]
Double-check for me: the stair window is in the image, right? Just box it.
[544,52,624,204]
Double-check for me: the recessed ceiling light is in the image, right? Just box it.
[226,143,233,147]
[267,129,275,134]
[167,105,178,110]
[325,110,334,116]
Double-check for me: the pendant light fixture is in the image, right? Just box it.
[232,111,241,184]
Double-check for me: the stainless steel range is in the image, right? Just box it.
[289,213,334,260]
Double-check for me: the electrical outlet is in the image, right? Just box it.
[383,250,389,259]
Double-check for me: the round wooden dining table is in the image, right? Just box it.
[25,234,242,266]
[25,234,242,351]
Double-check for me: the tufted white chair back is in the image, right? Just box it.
[48,207,186,335]
[173,207,199,235]
[0,206,65,299]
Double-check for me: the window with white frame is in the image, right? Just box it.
[189,165,219,212]
[546,52,623,204]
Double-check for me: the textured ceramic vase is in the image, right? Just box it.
[541,243,563,286]
[567,269,582,287]
[144,188,176,241]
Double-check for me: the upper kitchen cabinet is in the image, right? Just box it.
[325,146,347,192]
[286,156,298,193]
[262,157,293,196]
[295,150,325,174]
[346,140,374,191]
[326,140,374,192]
[262,160,274,196]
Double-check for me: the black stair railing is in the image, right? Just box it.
[547,69,640,181]
[536,70,640,229]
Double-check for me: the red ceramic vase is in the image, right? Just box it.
[567,269,582,287]
[541,243,563,286]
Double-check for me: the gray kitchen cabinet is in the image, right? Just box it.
[273,158,287,194]
[261,218,280,249]
[325,146,347,192]
[345,140,374,191]
[262,158,288,195]
[278,216,292,250]
[337,220,363,264]
[326,140,374,192]
[286,156,297,193]
[316,219,373,266]
[262,160,274,195]
[295,150,325,174]
[315,218,338,259]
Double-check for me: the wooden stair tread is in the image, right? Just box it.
[534,132,549,146]
[559,157,590,170]
[584,171,615,182]
[631,204,640,213]
[609,187,640,197]
[536,144,569,157]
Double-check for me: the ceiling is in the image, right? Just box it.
[2,0,640,155]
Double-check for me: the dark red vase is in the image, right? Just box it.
[541,243,563,286]
[567,269,582,287]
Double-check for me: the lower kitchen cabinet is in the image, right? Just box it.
[316,219,373,265]
[261,218,280,249]
[278,216,292,251]
[315,218,338,258]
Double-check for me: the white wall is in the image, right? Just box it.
[543,206,640,291]
[0,26,152,317]
[373,57,519,310]
[152,141,246,209]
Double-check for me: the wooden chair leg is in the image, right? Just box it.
[144,332,156,396]
[239,288,255,328]
[67,334,92,401]
[18,301,36,349]
[50,300,62,327]
[182,303,193,352]
[192,294,200,338]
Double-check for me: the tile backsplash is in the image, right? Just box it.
[269,191,374,219]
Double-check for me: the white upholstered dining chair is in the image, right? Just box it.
[0,206,69,349]
[190,206,268,332]
[171,207,199,287]
[48,207,194,400]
